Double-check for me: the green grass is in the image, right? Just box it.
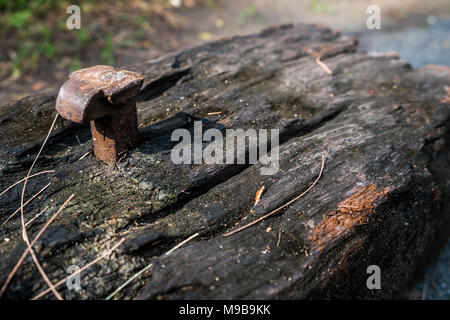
[101,33,115,65]
[6,9,32,28]
[309,0,336,15]
[39,24,56,58]
[68,59,82,73]
[76,28,91,46]
[0,0,95,76]
[237,3,259,27]
[0,0,180,78]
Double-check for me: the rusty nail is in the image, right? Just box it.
[55,65,144,165]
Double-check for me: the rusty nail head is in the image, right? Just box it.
[56,65,144,164]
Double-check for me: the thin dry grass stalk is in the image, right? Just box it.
[25,206,49,227]
[0,194,75,298]
[0,170,55,198]
[105,232,200,300]
[223,155,325,237]
[32,238,125,300]
[3,182,51,224]
[19,113,63,300]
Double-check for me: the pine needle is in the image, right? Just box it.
[3,182,51,225]
[0,194,74,298]
[0,170,54,198]
[32,238,125,300]
[104,232,199,300]
[18,113,63,300]
[223,155,325,237]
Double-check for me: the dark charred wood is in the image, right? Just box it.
[0,23,449,299]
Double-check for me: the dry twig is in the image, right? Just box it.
[316,56,333,75]
[79,151,90,161]
[207,111,223,116]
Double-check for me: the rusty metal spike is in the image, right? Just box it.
[56,65,144,164]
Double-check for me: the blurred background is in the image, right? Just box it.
[0,0,448,299]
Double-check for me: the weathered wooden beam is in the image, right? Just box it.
[0,23,448,299]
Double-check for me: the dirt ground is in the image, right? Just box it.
[0,0,448,299]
